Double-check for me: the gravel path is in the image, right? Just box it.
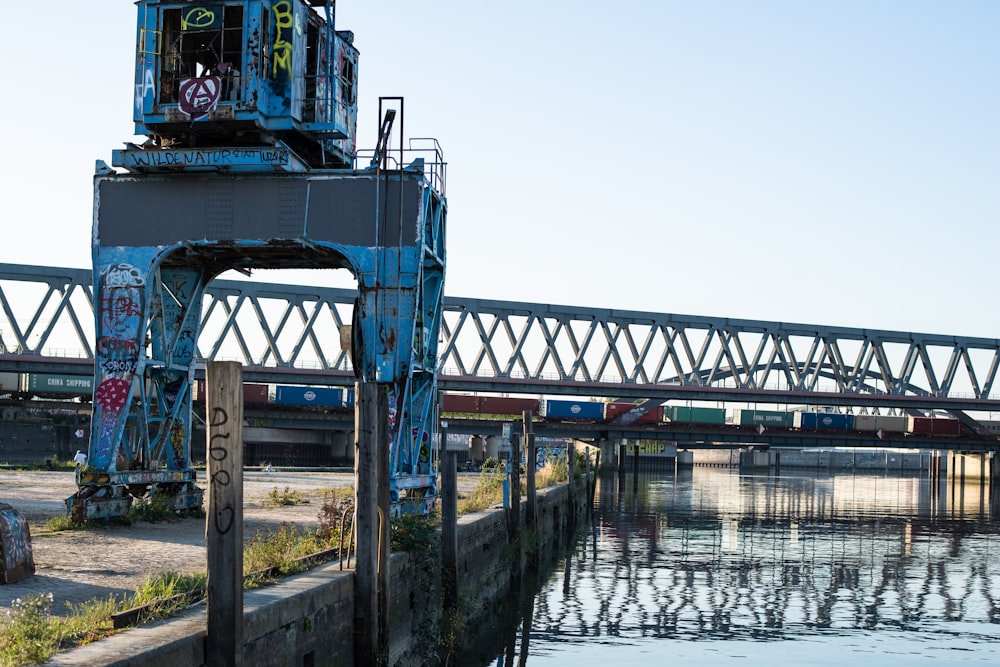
[0,469,367,616]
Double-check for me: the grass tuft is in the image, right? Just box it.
[456,458,507,515]
[265,486,308,506]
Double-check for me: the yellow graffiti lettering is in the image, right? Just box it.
[182,7,217,31]
[272,1,293,77]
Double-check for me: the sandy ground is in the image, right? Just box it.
[0,469,480,616]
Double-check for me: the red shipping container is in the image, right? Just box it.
[193,380,268,405]
[908,416,960,436]
[478,396,540,416]
[604,402,661,424]
[243,383,269,405]
[442,394,479,413]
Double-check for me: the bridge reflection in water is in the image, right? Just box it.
[471,469,1000,666]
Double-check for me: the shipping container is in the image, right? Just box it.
[244,383,270,404]
[274,385,343,408]
[478,396,540,416]
[732,409,794,428]
[27,374,93,395]
[854,415,908,433]
[908,416,961,436]
[344,388,355,408]
[543,399,605,420]
[0,372,19,392]
[604,402,662,424]
[194,380,269,405]
[442,394,479,414]
[667,406,726,425]
[794,412,853,430]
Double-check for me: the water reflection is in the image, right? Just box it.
[472,469,1000,666]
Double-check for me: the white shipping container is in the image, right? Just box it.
[854,415,878,431]
[875,415,908,433]
[855,414,908,433]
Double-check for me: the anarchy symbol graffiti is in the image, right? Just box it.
[178,77,222,120]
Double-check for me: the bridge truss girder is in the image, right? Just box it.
[2,267,1000,413]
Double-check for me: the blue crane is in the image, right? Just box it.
[69,0,446,519]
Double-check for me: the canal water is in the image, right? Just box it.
[464,467,1000,666]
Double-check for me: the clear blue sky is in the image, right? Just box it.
[1,1,996,337]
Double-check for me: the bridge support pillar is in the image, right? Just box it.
[676,450,694,469]
[948,452,989,483]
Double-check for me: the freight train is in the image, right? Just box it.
[445,395,990,440]
[2,373,993,440]
[0,372,357,411]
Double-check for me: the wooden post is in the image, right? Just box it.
[567,441,576,516]
[206,361,244,667]
[510,432,521,542]
[440,421,458,611]
[632,441,640,493]
[618,440,626,494]
[354,381,387,666]
[591,450,601,508]
[523,411,536,532]
[376,393,390,660]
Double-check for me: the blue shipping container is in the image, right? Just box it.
[344,388,355,408]
[795,412,853,430]
[274,385,343,408]
[545,400,605,420]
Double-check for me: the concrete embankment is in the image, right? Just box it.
[43,483,582,667]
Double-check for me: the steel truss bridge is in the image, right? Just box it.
[3,263,1000,422]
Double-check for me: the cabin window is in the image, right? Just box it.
[159,5,245,104]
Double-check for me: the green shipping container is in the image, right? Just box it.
[27,374,93,394]
[668,406,726,425]
[732,409,794,428]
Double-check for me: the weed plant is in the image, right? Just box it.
[265,486,307,506]
[456,456,569,515]
[536,459,568,487]
[457,458,506,515]
[127,494,176,522]
[244,523,325,581]
[316,488,354,546]
[125,571,207,615]
[0,593,58,666]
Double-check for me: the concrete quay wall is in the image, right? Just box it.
[771,448,932,471]
[43,484,578,667]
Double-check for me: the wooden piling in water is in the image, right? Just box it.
[510,432,521,543]
[567,442,576,517]
[632,441,640,492]
[524,411,536,532]
[618,441,626,494]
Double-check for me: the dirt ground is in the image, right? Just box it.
[0,469,479,617]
